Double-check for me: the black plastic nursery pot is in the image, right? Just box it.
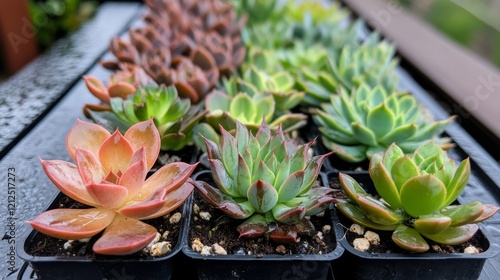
[326,171,499,280]
[17,192,190,280]
[181,170,344,280]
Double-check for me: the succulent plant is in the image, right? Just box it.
[141,47,220,104]
[27,119,198,255]
[82,64,156,117]
[311,84,455,163]
[335,142,499,252]
[327,33,400,92]
[87,85,206,151]
[192,119,335,242]
[203,89,308,135]
[223,65,304,112]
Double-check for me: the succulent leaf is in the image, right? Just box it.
[400,175,447,217]
[421,224,479,245]
[392,224,429,253]
[413,214,452,234]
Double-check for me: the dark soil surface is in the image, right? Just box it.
[328,177,490,255]
[187,173,337,257]
[26,194,184,261]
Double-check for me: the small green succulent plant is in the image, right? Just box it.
[335,142,499,252]
[203,85,308,135]
[311,84,455,163]
[87,85,206,151]
[327,33,399,93]
[192,119,335,242]
[223,66,305,112]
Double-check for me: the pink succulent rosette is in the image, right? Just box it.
[28,119,197,255]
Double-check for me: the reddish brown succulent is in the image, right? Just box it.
[97,0,245,104]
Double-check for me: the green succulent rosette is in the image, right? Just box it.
[87,85,206,151]
[312,84,455,163]
[335,142,499,252]
[193,119,335,242]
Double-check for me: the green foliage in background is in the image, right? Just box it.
[28,0,99,49]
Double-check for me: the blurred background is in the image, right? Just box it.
[393,0,500,69]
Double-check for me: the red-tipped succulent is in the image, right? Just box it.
[27,119,197,255]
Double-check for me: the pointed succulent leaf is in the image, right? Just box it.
[440,201,484,226]
[193,123,220,153]
[75,148,106,186]
[248,180,279,213]
[273,204,306,224]
[209,159,239,197]
[378,123,418,146]
[357,194,404,225]
[274,155,291,191]
[413,214,452,234]
[473,204,500,223]
[351,122,377,146]
[303,196,335,216]
[421,224,478,245]
[139,180,192,219]
[220,128,238,179]
[40,159,98,206]
[86,183,129,209]
[370,162,401,209]
[27,208,115,240]
[322,137,367,163]
[66,119,111,162]
[218,200,256,219]
[237,214,268,238]
[236,154,252,197]
[300,152,333,194]
[278,170,304,202]
[400,175,447,217]
[339,172,368,204]
[123,119,161,170]
[366,102,395,139]
[443,158,470,207]
[381,142,404,172]
[92,215,157,255]
[118,187,168,219]
[253,160,275,185]
[391,155,420,190]
[335,199,398,231]
[83,75,110,103]
[255,119,272,147]
[392,224,429,253]
[134,162,197,203]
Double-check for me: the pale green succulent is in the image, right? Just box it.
[192,119,335,242]
[87,85,206,151]
[327,33,399,93]
[336,142,499,252]
[203,88,308,135]
[223,66,304,112]
[311,84,455,163]
[236,0,360,53]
